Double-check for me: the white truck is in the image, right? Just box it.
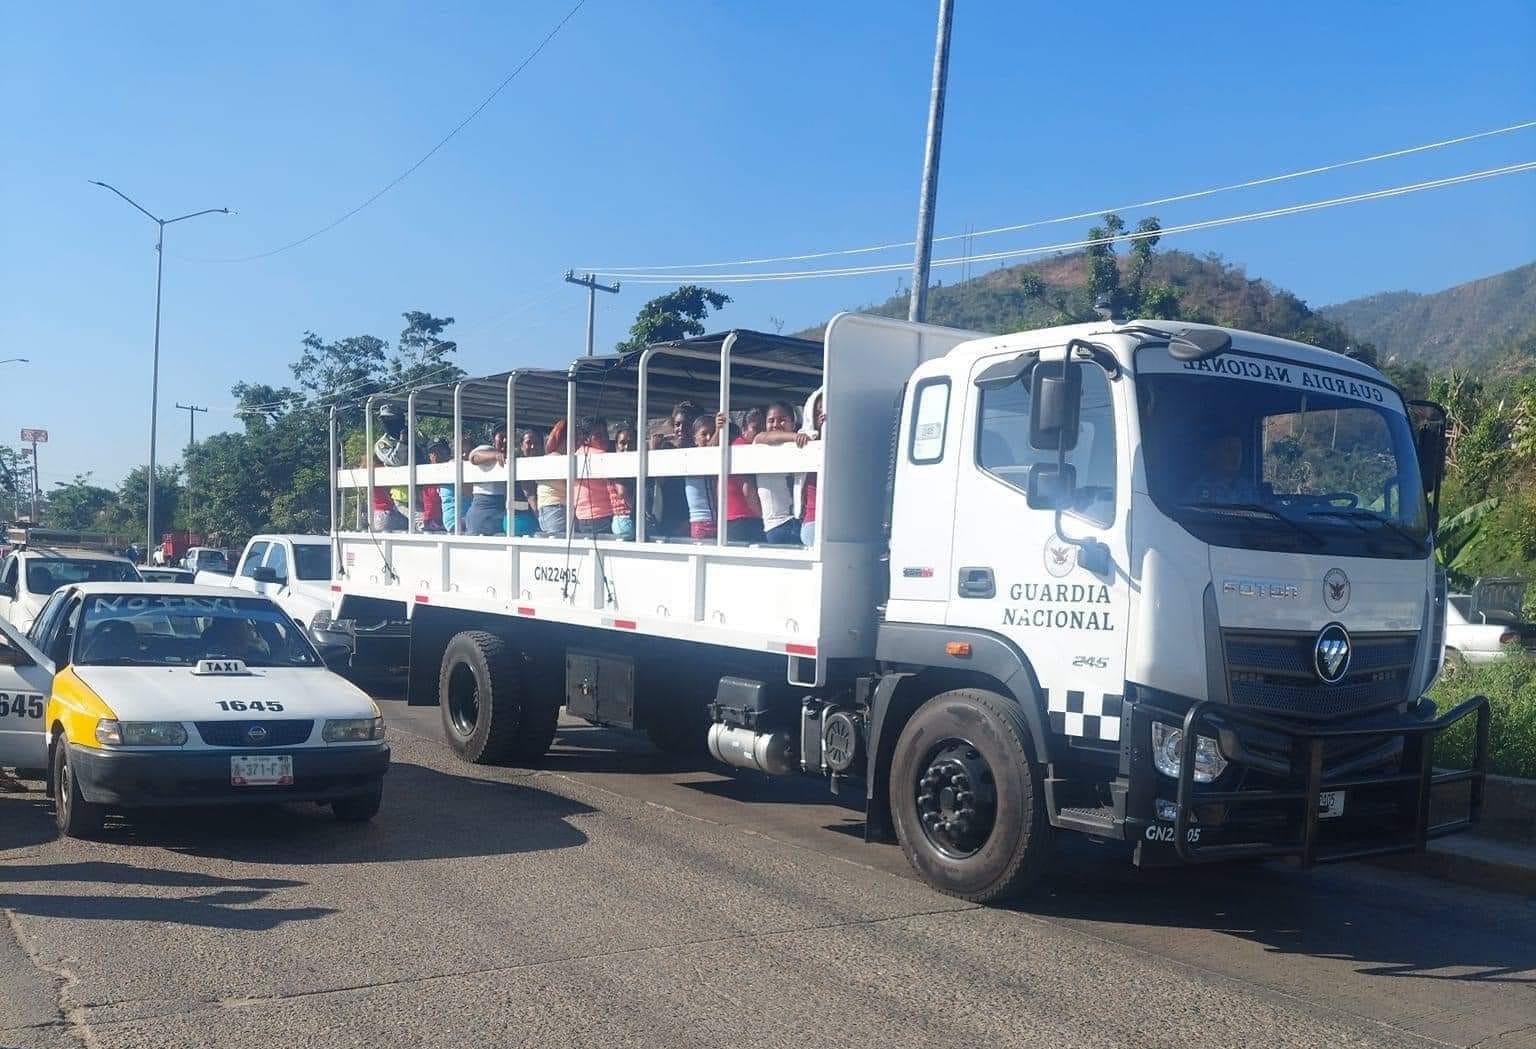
[0,529,141,634]
[196,535,335,638]
[327,314,1489,902]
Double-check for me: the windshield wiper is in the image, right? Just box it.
[1305,508,1426,553]
[1178,502,1325,545]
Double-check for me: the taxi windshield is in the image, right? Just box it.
[75,594,321,668]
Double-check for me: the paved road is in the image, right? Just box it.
[1,700,1532,1049]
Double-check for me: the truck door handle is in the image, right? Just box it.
[957,567,995,599]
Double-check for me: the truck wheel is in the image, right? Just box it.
[53,741,105,839]
[889,688,1051,904]
[438,631,557,764]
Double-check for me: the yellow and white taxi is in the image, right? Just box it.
[0,583,388,838]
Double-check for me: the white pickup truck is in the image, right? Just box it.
[195,535,334,636]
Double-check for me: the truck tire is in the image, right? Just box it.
[889,688,1051,904]
[438,631,557,765]
[53,741,105,840]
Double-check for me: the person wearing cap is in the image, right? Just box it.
[373,403,410,468]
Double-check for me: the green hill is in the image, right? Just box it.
[806,249,1360,355]
[1318,261,1536,369]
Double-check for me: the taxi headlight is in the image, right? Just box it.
[310,609,333,632]
[1150,721,1227,783]
[98,720,188,747]
[323,717,384,743]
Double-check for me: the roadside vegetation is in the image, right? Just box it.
[1433,648,1536,779]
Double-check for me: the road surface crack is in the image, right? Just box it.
[4,907,100,1049]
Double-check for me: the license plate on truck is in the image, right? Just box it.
[231,755,293,787]
[1317,790,1346,820]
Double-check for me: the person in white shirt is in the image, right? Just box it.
[752,400,810,545]
[465,427,509,536]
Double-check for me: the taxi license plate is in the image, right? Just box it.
[1318,790,1346,820]
[231,755,293,787]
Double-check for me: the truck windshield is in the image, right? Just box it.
[76,594,321,668]
[293,544,332,581]
[1138,362,1429,559]
[26,559,140,596]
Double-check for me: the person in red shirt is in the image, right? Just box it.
[715,412,764,543]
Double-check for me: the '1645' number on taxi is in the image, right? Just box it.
[0,694,44,718]
[215,701,285,712]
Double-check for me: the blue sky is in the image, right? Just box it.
[3,0,1534,488]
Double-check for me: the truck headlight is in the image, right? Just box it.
[1150,722,1227,783]
[97,720,188,746]
[323,717,384,742]
[310,609,333,632]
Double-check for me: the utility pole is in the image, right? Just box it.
[907,0,954,323]
[27,446,38,523]
[563,270,621,356]
[175,402,207,523]
[90,180,230,559]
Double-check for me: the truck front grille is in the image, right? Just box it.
[1223,630,1416,719]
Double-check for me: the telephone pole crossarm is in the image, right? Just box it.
[564,270,621,356]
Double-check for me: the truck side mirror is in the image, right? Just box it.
[1027,462,1077,511]
[1029,361,1081,451]
[1407,399,1447,530]
[0,579,13,599]
[252,566,279,584]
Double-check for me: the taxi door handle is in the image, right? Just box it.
[957,567,995,599]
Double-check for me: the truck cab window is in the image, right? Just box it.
[241,542,270,578]
[976,362,1117,526]
[264,543,289,584]
[908,379,951,464]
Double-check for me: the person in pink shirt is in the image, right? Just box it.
[573,416,615,537]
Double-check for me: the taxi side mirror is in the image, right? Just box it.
[0,642,32,667]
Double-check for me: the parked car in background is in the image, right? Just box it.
[1445,577,1536,665]
[183,548,231,576]
[0,529,142,633]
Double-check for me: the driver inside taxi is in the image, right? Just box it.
[201,616,270,663]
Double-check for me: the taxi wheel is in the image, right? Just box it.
[53,742,104,839]
[332,783,383,823]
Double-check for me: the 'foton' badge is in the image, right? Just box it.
[1323,568,1351,613]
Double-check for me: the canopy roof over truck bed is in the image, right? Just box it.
[381,331,824,431]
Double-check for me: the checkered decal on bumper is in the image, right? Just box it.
[1047,690,1124,742]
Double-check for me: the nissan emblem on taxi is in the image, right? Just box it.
[1314,623,1352,684]
[246,725,269,745]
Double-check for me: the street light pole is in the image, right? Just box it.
[90,181,229,559]
[907,0,954,324]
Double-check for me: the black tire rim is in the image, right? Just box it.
[447,663,480,738]
[914,737,998,859]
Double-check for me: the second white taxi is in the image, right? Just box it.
[0,583,389,838]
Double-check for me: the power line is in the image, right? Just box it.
[184,0,587,264]
[585,117,1536,275]
[607,160,1536,285]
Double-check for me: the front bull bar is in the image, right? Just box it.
[1161,694,1490,865]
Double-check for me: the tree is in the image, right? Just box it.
[106,465,183,541]
[616,286,731,353]
[42,474,116,531]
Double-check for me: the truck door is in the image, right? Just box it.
[259,542,289,598]
[944,349,1133,749]
[237,541,270,595]
[0,619,50,770]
